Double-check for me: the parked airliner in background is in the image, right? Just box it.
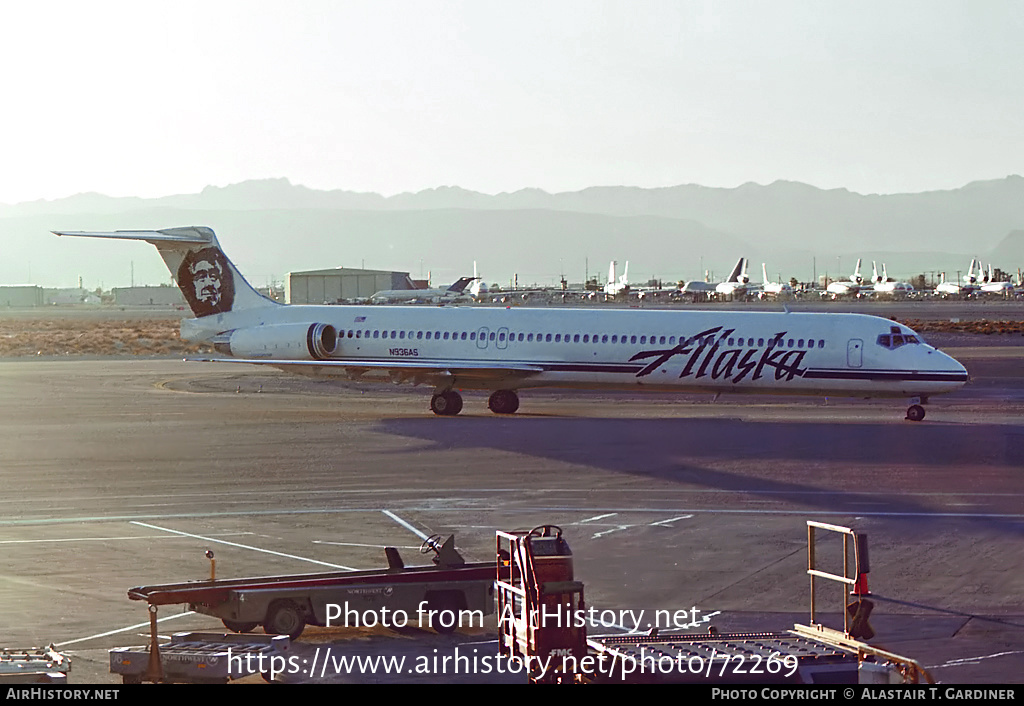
[678,278,716,300]
[715,258,752,299]
[759,263,793,299]
[468,262,489,300]
[370,276,477,304]
[871,262,915,297]
[604,261,630,298]
[53,227,969,421]
[825,259,867,299]
[979,264,1014,296]
[936,260,981,298]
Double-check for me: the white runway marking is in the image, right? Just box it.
[130,521,357,570]
[929,650,1024,669]
[0,532,252,545]
[577,513,618,524]
[56,611,196,647]
[592,525,634,539]
[1,506,1021,528]
[382,509,430,540]
[649,515,694,526]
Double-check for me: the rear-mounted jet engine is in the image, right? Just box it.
[213,323,337,360]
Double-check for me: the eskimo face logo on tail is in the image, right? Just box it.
[177,247,235,316]
[629,326,808,384]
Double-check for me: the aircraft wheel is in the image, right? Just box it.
[430,394,447,415]
[487,390,520,415]
[431,390,463,416]
[222,618,259,633]
[264,600,306,641]
[905,404,926,422]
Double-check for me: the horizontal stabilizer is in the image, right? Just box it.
[52,225,275,319]
[52,227,214,245]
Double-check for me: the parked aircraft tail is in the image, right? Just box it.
[964,259,978,284]
[445,277,477,294]
[725,257,746,283]
[53,227,278,319]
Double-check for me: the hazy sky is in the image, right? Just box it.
[2,0,1023,204]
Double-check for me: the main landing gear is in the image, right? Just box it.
[487,389,520,415]
[905,396,928,422]
[430,390,463,416]
[429,389,521,416]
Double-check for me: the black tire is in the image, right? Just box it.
[431,391,463,416]
[222,618,259,633]
[488,390,519,415]
[430,393,450,415]
[447,391,463,415]
[906,404,926,422]
[263,600,306,641]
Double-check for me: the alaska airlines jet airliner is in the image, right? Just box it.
[54,227,968,421]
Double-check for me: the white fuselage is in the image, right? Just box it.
[825,281,865,298]
[980,281,1014,295]
[936,281,978,297]
[873,281,914,295]
[198,305,968,399]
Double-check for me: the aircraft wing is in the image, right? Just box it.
[187,356,545,384]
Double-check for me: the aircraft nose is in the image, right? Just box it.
[936,349,970,383]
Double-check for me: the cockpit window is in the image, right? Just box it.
[876,331,921,349]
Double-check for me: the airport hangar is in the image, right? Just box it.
[285,267,417,304]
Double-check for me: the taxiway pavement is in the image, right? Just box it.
[0,351,1021,684]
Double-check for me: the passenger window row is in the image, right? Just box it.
[338,328,828,349]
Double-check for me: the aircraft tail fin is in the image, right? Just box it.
[52,226,279,319]
[446,276,476,294]
[725,257,745,283]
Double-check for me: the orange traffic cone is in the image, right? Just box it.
[851,572,871,597]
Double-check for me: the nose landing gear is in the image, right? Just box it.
[905,396,928,422]
[905,405,926,422]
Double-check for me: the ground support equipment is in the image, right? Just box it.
[126,534,494,640]
[0,646,70,683]
[109,631,289,684]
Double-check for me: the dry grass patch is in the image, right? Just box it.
[0,319,212,357]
